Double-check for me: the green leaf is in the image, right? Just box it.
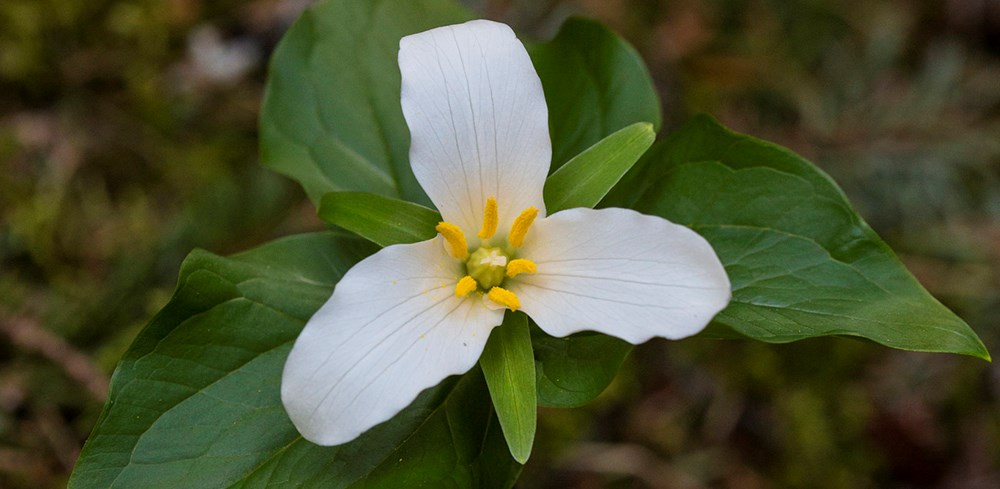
[259,0,471,205]
[627,115,989,359]
[529,17,662,172]
[69,232,521,488]
[543,122,654,213]
[319,191,441,247]
[479,312,536,464]
[262,9,662,208]
[532,327,632,408]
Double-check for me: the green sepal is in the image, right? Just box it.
[480,311,537,464]
[318,191,441,247]
[543,122,655,213]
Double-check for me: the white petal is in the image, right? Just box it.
[510,208,731,344]
[399,20,550,236]
[281,238,504,446]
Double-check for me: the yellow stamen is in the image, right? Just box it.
[478,196,498,239]
[508,206,538,248]
[454,275,478,298]
[487,287,520,311]
[435,222,468,259]
[505,258,537,278]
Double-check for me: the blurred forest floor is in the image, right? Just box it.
[2,0,999,487]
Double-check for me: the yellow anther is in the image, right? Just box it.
[435,222,468,259]
[478,196,498,239]
[508,206,538,248]
[505,258,537,278]
[487,287,521,311]
[454,275,478,298]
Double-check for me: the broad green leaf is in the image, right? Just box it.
[69,232,521,488]
[529,17,662,171]
[262,8,662,207]
[543,122,654,213]
[625,115,989,359]
[480,312,536,464]
[259,0,471,205]
[532,327,632,408]
[319,192,440,247]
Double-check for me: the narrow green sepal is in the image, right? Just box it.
[543,122,655,213]
[318,191,441,247]
[480,311,537,464]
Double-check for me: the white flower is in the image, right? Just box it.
[281,19,731,446]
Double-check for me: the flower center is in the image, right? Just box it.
[466,246,509,290]
[436,196,541,311]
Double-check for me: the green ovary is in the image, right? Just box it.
[466,246,509,290]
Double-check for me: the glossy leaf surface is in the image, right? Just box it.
[622,115,989,359]
[260,0,470,205]
[69,233,521,488]
[529,17,662,171]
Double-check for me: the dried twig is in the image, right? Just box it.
[0,314,110,402]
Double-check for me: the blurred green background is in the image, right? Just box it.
[1,0,998,487]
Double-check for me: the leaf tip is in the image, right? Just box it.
[973,346,992,362]
[636,121,656,140]
[511,444,532,464]
[961,332,991,362]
